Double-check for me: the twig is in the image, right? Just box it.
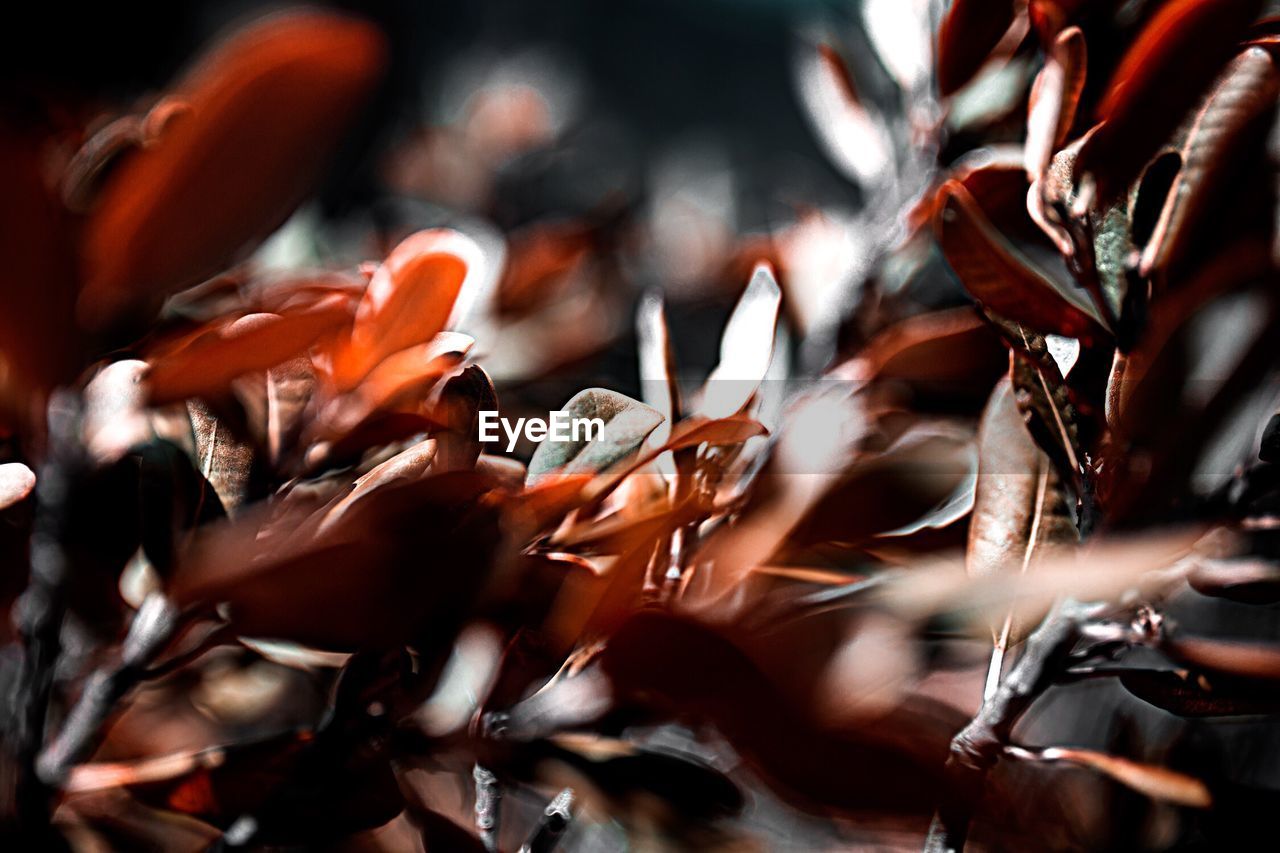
[36,592,181,785]
[519,788,574,853]
[11,391,84,832]
[474,764,503,852]
[924,599,1103,852]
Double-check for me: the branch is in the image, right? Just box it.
[11,391,84,832]
[36,592,181,785]
[924,598,1103,852]
[474,764,503,852]
[519,788,574,853]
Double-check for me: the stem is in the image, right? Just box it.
[925,599,1101,852]
[36,593,180,785]
[519,788,574,853]
[474,764,502,852]
[11,391,84,832]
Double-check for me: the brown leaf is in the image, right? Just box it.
[936,0,1019,96]
[1138,47,1280,279]
[1007,745,1212,807]
[1187,557,1280,604]
[1077,0,1265,204]
[431,365,496,472]
[146,297,353,405]
[968,377,1077,644]
[81,12,386,324]
[188,401,254,515]
[1165,635,1280,681]
[330,229,484,390]
[1025,26,1087,181]
[935,180,1109,340]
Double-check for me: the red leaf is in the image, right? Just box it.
[934,180,1108,340]
[1077,0,1264,203]
[936,0,1018,96]
[80,11,386,325]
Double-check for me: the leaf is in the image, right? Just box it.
[0,126,80,399]
[527,389,664,484]
[1007,745,1212,807]
[1138,47,1280,280]
[596,611,964,817]
[330,229,486,390]
[1164,635,1280,681]
[146,298,352,405]
[636,290,681,439]
[796,42,894,188]
[1005,326,1086,480]
[80,11,386,324]
[1077,0,1265,204]
[317,438,437,533]
[0,463,35,511]
[316,332,474,440]
[431,365,497,472]
[188,401,253,515]
[700,263,783,419]
[1120,668,1280,716]
[835,307,1008,405]
[968,377,1077,644]
[936,0,1019,97]
[935,180,1109,340]
[1187,557,1280,604]
[171,471,501,649]
[1025,26,1087,181]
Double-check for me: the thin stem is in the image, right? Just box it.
[37,593,181,785]
[474,764,503,852]
[519,788,574,853]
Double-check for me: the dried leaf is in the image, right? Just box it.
[968,377,1077,643]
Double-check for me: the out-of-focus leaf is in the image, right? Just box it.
[1120,668,1280,716]
[636,290,681,439]
[936,0,1018,97]
[146,298,353,405]
[318,438,437,532]
[527,389,664,483]
[700,263,782,419]
[0,126,80,403]
[598,611,962,817]
[330,229,485,390]
[1164,635,1280,681]
[836,307,1008,406]
[1026,26,1087,181]
[81,11,386,324]
[796,42,894,189]
[171,471,501,649]
[935,180,1109,340]
[1077,0,1265,204]
[968,377,1077,644]
[61,98,190,212]
[1187,557,1280,604]
[317,332,474,440]
[1139,47,1280,280]
[1007,745,1212,807]
[0,463,35,511]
